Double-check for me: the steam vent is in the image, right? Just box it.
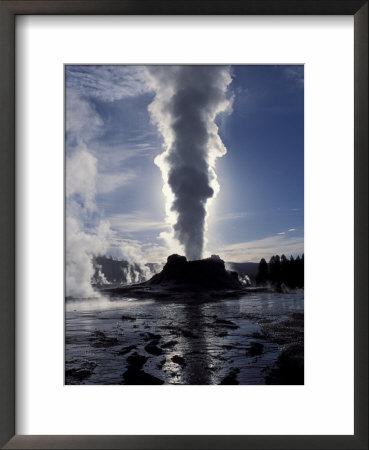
[149,254,241,290]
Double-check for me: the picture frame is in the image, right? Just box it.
[0,0,367,448]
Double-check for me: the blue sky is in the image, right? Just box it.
[66,65,304,265]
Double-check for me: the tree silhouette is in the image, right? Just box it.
[255,253,304,289]
[280,254,289,284]
[269,255,281,284]
[256,258,269,284]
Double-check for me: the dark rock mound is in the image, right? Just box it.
[65,368,93,382]
[149,254,242,290]
[265,343,304,385]
[171,355,187,367]
[123,368,164,385]
[219,368,240,385]
[65,361,97,384]
[145,342,163,356]
[88,330,119,348]
[126,352,148,370]
[122,351,164,385]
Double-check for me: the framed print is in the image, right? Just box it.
[0,1,367,449]
[64,63,305,388]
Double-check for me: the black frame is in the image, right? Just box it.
[0,1,367,449]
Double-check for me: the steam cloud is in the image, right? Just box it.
[147,66,233,260]
[65,88,157,298]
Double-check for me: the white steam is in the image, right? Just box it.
[65,90,155,298]
[146,66,233,260]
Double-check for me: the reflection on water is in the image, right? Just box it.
[181,303,211,384]
[65,292,304,385]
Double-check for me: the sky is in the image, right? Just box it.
[65,64,304,295]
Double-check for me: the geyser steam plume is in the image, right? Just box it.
[147,66,233,260]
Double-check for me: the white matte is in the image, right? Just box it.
[16,15,354,435]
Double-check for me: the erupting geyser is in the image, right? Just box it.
[147,66,233,260]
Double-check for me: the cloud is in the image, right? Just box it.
[276,228,297,235]
[66,145,98,212]
[214,211,248,222]
[107,238,169,265]
[108,211,169,234]
[218,234,304,262]
[66,89,103,146]
[141,243,171,264]
[66,65,151,102]
[97,171,136,194]
[284,66,304,88]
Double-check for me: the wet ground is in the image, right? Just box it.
[65,292,304,385]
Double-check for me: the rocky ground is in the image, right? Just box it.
[65,292,304,385]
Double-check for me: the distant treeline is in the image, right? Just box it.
[256,254,304,289]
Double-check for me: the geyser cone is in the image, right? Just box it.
[149,254,241,290]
